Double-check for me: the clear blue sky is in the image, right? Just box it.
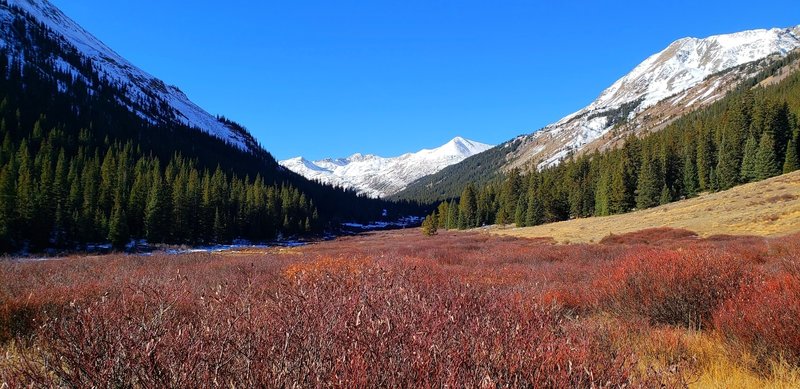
[51,0,800,161]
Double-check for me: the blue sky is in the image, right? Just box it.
[51,1,800,161]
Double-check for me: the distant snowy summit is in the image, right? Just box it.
[281,137,493,198]
[515,25,800,169]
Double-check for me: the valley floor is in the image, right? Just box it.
[1,228,799,387]
[492,170,800,244]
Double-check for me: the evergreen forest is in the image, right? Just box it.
[426,57,800,231]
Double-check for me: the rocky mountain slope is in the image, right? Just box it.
[395,25,800,202]
[0,0,262,153]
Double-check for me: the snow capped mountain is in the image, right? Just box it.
[0,0,261,152]
[518,25,800,169]
[281,137,493,198]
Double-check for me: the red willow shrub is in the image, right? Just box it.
[714,273,800,363]
[11,256,641,387]
[599,228,698,246]
[595,247,752,329]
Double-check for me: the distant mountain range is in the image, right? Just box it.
[280,137,493,198]
[394,25,800,202]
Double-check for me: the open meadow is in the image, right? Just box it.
[1,228,799,387]
[493,170,800,244]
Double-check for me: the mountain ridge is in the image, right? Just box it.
[1,0,262,153]
[281,137,493,198]
[394,25,800,202]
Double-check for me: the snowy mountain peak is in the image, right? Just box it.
[590,26,800,111]
[1,0,261,153]
[522,25,800,169]
[440,136,490,156]
[280,137,493,198]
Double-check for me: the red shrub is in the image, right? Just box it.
[714,273,800,362]
[596,248,752,328]
[8,258,641,387]
[599,228,698,246]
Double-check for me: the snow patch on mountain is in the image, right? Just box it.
[1,0,257,152]
[528,26,800,169]
[281,137,494,198]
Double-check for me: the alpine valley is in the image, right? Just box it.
[0,0,421,252]
[3,1,800,387]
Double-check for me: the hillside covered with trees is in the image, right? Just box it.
[0,8,421,253]
[425,56,800,231]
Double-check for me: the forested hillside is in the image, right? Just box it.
[425,54,800,230]
[0,6,421,252]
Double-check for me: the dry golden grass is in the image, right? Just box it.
[492,170,800,244]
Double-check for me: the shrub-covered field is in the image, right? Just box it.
[1,229,799,387]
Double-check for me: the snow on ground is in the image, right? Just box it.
[524,25,800,168]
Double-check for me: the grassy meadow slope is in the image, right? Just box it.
[492,170,800,244]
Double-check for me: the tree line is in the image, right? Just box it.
[425,68,800,231]
[0,10,424,252]
[0,127,320,251]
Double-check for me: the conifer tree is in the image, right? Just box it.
[783,138,799,174]
[436,201,449,229]
[514,196,527,227]
[682,145,699,198]
[447,200,459,230]
[608,157,631,214]
[739,135,758,183]
[421,211,438,236]
[525,185,544,226]
[659,184,672,206]
[108,197,129,250]
[15,140,35,238]
[636,154,661,210]
[144,174,168,243]
[755,131,780,180]
[594,167,611,217]
[458,183,478,229]
[716,133,742,190]
[696,131,714,191]
[0,164,16,248]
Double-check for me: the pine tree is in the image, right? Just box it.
[716,132,742,190]
[458,183,478,229]
[608,156,632,214]
[0,164,16,248]
[636,154,661,210]
[525,185,544,226]
[500,169,523,222]
[51,150,68,245]
[755,131,780,180]
[739,135,758,183]
[15,140,35,238]
[144,174,167,243]
[108,197,129,250]
[682,145,699,198]
[696,131,714,191]
[436,201,450,229]
[783,138,799,174]
[447,200,459,230]
[512,196,525,227]
[594,167,611,216]
[421,211,438,236]
[659,184,672,205]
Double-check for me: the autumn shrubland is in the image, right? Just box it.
[1,229,799,387]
